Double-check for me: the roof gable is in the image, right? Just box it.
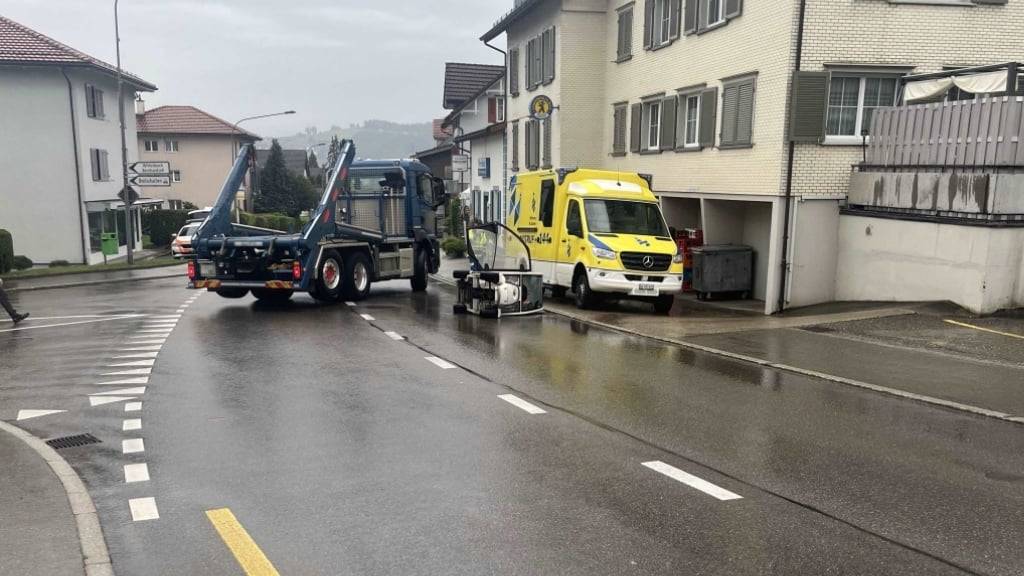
[443,62,504,109]
[136,106,260,139]
[0,15,156,90]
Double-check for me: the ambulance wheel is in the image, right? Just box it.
[653,294,674,315]
[215,288,249,299]
[411,249,428,292]
[253,289,293,304]
[343,251,372,301]
[573,271,599,310]
[313,250,344,302]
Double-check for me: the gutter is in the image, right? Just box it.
[778,0,807,314]
[61,67,89,265]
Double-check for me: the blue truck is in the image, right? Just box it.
[187,140,444,303]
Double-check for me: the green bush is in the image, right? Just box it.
[142,210,189,247]
[441,236,466,258]
[0,229,12,274]
[13,255,33,270]
[49,260,70,268]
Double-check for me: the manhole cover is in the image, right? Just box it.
[46,433,101,450]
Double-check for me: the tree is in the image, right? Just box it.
[255,140,294,215]
[291,175,320,216]
[307,150,323,188]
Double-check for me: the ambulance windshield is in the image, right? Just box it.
[583,200,669,237]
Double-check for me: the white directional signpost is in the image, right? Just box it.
[130,175,171,187]
[128,161,171,187]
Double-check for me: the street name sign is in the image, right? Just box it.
[130,175,171,187]
[129,161,170,175]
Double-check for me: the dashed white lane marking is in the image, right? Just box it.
[122,438,145,454]
[641,461,743,501]
[360,314,375,321]
[93,387,146,396]
[425,356,456,370]
[122,419,142,431]
[106,359,155,367]
[345,302,356,307]
[103,368,152,376]
[16,409,66,421]
[497,394,547,414]
[129,497,159,521]
[96,377,148,386]
[120,346,162,352]
[124,463,150,483]
[89,396,136,407]
[114,352,160,359]
[384,331,404,341]
[124,402,142,412]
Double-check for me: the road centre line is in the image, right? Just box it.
[425,356,456,370]
[206,508,281,576]
[384,331,404,341]
[124,463,150,483]
[129,497,159,521]
[360,314,375,321]
[497,394,547,414]
[122,438,144,454]
[642,461,743,501]
[944,319,1024,340]
[123,419,142,431]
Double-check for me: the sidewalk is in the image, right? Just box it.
[431,256,1024,421]
[0,424,88,576]
[6,263,185,292]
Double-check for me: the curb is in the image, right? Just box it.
[7,269,184,293]
[0,420,113,576]
[429,274,1023,426]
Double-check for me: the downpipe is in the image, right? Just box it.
[778,0,807,314]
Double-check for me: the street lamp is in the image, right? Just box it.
[114,0,136,264]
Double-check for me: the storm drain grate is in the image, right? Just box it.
[46,433,101,450]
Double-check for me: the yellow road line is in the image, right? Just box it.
[205,508,280,576]
[943,319,1024,340]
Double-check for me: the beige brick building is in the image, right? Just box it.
[482,0,1020,313]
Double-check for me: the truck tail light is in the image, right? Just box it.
[292,260,302,280]
[187,260,196,280]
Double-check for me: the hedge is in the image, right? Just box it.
[13,255,33,270]
[0,229,13,274]
[142,210,189,247]
[239,212,306,233]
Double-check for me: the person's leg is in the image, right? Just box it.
[0,287,19,320]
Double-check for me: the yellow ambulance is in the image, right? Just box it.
[506,168,683,313]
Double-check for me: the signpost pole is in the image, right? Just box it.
[115,0,134,264]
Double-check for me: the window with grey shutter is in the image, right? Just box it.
[616,7,633,62]
[85,85,104,119]
[532,37,543,87]
[669,0,682,40]
[542,28,556,84]
[683,0,697,35]
[509,48,520,96]
[526,120,540,170]
[512,121,521,171]
[720,76,755,148]
[612,105,628,155]
[525,39,536,89]
[542,117,553,168]
[100,150,110,180]
[660,95,677,151]
[90,148,100,181]
[699,87,718,147]
[789,71,830,143]
[630,103,643,152]
[643,0,655,49]
[724,0,742,19]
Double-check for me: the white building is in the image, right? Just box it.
[0,15,157,265]
[481,0,1024,314]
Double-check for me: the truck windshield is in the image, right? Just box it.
[583,200,669,237]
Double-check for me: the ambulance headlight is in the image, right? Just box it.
[592,247,616,261]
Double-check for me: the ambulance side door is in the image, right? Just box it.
[557,198,585,286]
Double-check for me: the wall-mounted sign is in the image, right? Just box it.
[452,154,470,173]
[529,95,554,121]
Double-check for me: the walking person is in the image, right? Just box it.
[0,278,29,324]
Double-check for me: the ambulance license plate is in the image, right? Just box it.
[632,283,659,297]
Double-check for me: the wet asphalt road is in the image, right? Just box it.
[1,279,1023,575]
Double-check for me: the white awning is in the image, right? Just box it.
[904,70,1009,103]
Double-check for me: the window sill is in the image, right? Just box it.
[823,136,867,146]
[614,55,633,64]
[639,149,663,155]
[610,151,627,157]
[718,143,754,150]
[694,21,728,36]
[648,40,675,52]
[674,145,704,153]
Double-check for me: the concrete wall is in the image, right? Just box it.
[836,215,1024,314]
[788,198,840,307]
[136,133,237,208]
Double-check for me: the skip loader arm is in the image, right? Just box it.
[300,139,356,251]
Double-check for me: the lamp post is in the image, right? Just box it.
[114,0,135,264]
[229,110,296,216]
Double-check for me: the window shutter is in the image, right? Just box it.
[699,87,718,148]
[524,122,533,169]
[512,121,520,171]
[542,117,553,168]
[788,71,830,143]
[721,85,738,144]
[683,0,697,35]
[85,85,95,118]
[488,98,497,124]
[696,0,708,32]
[736,81,754,145]
[90,149,100,181]
[509,48,519,96]
[630,103,643,152]
[660,95,677,151]
[526,40,535,89]
[725,0,743,19]
[96,90,104,119]
[543,28,556,84]
[643,0,655,50]
[99,150,110,180]
[533,37,543,87]
[669,0,682,41]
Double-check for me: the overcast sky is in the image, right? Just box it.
[4,0,508,136]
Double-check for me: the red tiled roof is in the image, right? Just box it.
[443,62,504,109]
[0,15,156,90]
[137,106,260,139]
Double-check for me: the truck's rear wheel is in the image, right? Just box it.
[343,251,372,301]
[411,248,428,292]
[215,288,249,299]
[313,250,344,302]
[253,289,293,304]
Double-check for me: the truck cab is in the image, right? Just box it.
[507,168,683,313]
